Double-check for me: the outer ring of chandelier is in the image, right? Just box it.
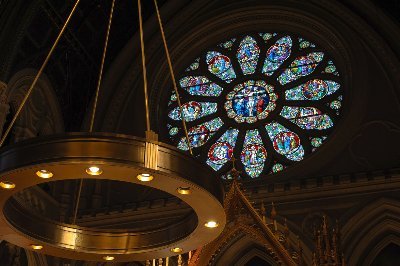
[0,133,226,262]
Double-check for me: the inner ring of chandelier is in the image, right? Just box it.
[225,80,278,124]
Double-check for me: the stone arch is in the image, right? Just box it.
[94,0,383,182]
[341,198,400,266]
[234,245,277,266]
[4,68,64,143]
[364,235,400,266]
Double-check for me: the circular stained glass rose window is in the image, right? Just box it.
[166,33,343,178]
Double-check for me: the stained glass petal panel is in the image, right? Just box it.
[278,52,324,85]
[179,76,223,97]
[168,101,217,122]
[285,79,340,100]
[237,36,260,75]
[241,129,267,178]
[262,36,292,76]
[177,117,223,150]
[206,51,236,82]
[206,128,239,171]
[280,106,333,130]
[265,122,304,161]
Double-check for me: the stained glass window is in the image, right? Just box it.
[167,33,343,178]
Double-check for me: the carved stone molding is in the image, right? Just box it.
[0,81,9,138]
[6,69,64,142]
[341,197,400,266]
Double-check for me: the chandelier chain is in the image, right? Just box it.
[89,0,116,132]
[0,0,82,148]
[138,0,151,132]
[153,0,193,155]
[72,0,116,226]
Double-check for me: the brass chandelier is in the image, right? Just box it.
[0,0,226,262]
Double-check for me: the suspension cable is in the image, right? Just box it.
[0,0,82,147]
[152,0,193,154]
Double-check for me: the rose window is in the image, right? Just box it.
[166,33,342,178]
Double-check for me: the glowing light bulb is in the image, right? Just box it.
[85,166,103,175]
[36,170,53,179]
[204,221,219,228]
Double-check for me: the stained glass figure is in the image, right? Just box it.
[265,122,304,161]
[207,128,239,170]
[225,80,277,123]
[262,36,292,76]
[206,51,236,82]
[237,36,260,75]
[280,106,333,130]
[278,52,324,85]
[168,33,343,179]
[179,76,223,97]
[285,79,340,100]
[168,101,217,122]
[177,118,223,150]
[241,129,267,178]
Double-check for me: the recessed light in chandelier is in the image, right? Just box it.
[103,256,115,261]
[204,221,219,228]
[177,187,191,195]
[36,170,53,179]
[137,173,154,182]
[170,247,183,253]
[0,181,15,190]
[30,244,43,250]
[85,166,103,176]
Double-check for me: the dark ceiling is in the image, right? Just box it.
[0,0,167,131]
[1,0,399,132]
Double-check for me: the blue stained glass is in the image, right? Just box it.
[278,52,324,85]
[206,51,236,82]
[241,129,267,178]
[169,33,342,179]
[265,122,304,161]
[185,58,200,72]
[179,76,223,97]
[168,101,217,122]
[207,128,239,171]
[177,118,223,150]
[225,80,277,124]
[237,36,260,75]
[285,79,340,100]
[262,36,292,76]
[280,106,333,130]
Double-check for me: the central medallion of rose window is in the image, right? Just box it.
[225,80,277,124]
